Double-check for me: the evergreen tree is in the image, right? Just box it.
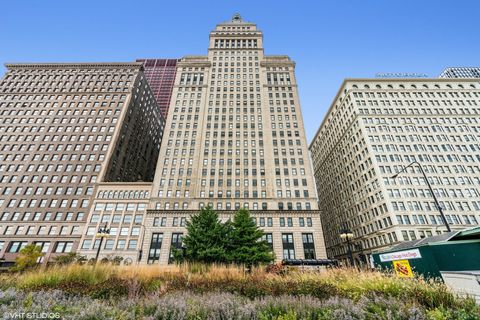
[179,206,229,264]
[227,208,274,267]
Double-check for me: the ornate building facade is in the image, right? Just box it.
[141,14,326,264]
[310,78,480,263]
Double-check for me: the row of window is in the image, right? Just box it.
[90,213,143,224]
[146,232,316,264]
[396,213,479,225]
[0,211,84,222]
[81,238,138,251]
[93,203,146,212]
[1,241,73,253]
[2,224,81,236]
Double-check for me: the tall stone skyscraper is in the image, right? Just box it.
[141,14,326,264]
[136,59,179,118]
[0,63,165,265]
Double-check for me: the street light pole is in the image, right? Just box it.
[391,161,451,232]
[95,223,110,262]
[340,228,355,267]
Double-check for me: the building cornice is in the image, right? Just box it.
[96,182,153,187]
[146,209,322,215]
[5,62,143,70]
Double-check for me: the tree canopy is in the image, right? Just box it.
[176,207,274,266]
[12,243,44,271]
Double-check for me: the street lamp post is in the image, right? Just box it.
[95,223,110,262]
[390,161,451,232]
[135,222,147,264]
[340,228,355,267]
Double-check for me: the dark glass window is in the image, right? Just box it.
[147,233,163,264]
[302,233,316,259]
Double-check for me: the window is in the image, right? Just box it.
[299,217,305,227]
[282,233,295,259]
[131,227,140,236]
[54,241,73,253]
[148,233,163,264]
[105,239,114,250]
[287,217,293,227]
[123,215,132,224]
[8,241,27,253]
[169,233,183,264]
[302,233,316,259]
[267,217,273,227]
[261,233,273,250]
[116,239,126,250]
[134,215,143,224]
[306,217,312,227]
[81,240,92,250]
[128,240,137,250]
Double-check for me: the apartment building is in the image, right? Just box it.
[309,78,480,263]
[0,63,165,265]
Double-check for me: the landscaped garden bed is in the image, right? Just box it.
[1,264,478,319]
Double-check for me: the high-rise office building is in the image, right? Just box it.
[440,67,480,79]
[136,59,179,118]
[310,78,480,264]
[136,14,326,264]
[0,63,165,265]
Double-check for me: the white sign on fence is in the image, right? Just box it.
[379,249,422,262]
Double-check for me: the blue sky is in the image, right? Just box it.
[1,0,479,142]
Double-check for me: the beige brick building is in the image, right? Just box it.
[0,63,165,265]
[142,14,326,264]
[78,182,152,264]
[310,78,480,264]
